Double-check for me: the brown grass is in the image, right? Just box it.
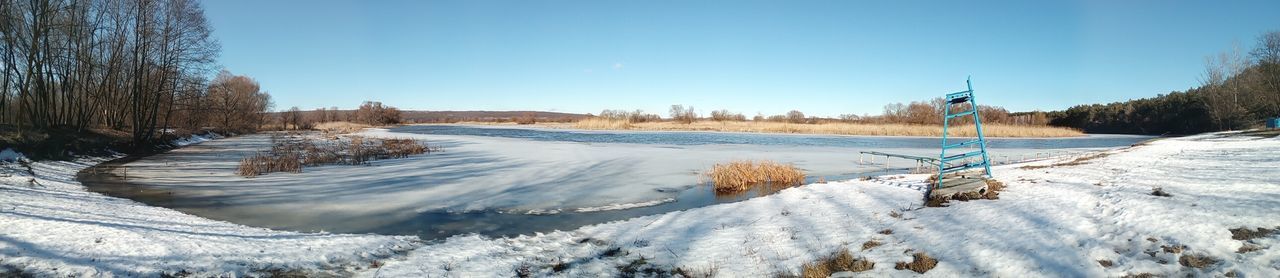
[1178,254,1219,268]
[1237,244,1262,253]
[312,121,371,134]
[861,240,883,251]
[571,118,1083,138]
[705,160,805,193]
[1229,227,1277,240]
[799,248,874,278]
[1097,260,1114,268]
[894,252,938,274]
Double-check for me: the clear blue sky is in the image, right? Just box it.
[202,0,1280,117]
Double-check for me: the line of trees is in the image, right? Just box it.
[594,101,1041,126]
[277,101,403,130]
[1047,31,1280,134]
[0,0,267,145]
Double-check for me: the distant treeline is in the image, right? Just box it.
[1046,31,1280,135]
[272,107,587,128]
[593,102,1052,126]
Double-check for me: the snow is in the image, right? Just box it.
[364,132,1280,277]
[0,138,419,277]
[0,148,23,162]
[169,132,222,147]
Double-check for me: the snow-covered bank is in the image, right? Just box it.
[0,138,419,277]
[364,131,1280,277]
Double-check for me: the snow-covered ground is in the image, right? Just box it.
[363,131,1280,277]
[0,137,419,277]
[3,131,1276,277]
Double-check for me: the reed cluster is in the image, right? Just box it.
[236,134,438,177]
[312,121,372,135]
[705,160,806,193]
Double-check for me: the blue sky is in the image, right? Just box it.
[202,0,1280,117]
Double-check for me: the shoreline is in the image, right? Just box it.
[439,120,1088,138]
[410,122,1153,141]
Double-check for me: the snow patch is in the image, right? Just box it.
[0,148,24,162]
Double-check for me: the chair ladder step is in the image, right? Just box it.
[943,140,982,149]
[945,110,975,119]
[941,162,986,173]
[942,151,985,161]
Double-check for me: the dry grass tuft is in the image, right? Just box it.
[894,252,938,274]
[1178,254,1219,268]
[799,248,874,278]
[705,160,805,193]
[861,240,883,251]
[1237,244,1262,253]
[571,119,1083,138]
[1229,227,1277,240]
[1097,260,1114,268]
[1161,245,1185,254]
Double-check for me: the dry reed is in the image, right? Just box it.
[572,118,1083,138]
[237,134,438,177]
[705,160,806,193]
[313,121,371,134]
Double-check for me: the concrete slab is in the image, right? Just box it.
[929,175,989,198]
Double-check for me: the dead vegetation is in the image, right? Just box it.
[237,133,439,177]
[798,247,874,278]
[1229,227,1277,240]
[312,121,372,135]
[861,240,883,251]
[926,179,1005,207]
[1237,244,1262,253]
[1150,187,1172,197]
[704,160,805,193]
[894,252,937,274]
[1177,254,1219,268]
[1096,259,1113,268]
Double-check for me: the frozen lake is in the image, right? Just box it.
[81,125,1152,240]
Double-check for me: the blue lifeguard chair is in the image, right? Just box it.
[934,78,993,191]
